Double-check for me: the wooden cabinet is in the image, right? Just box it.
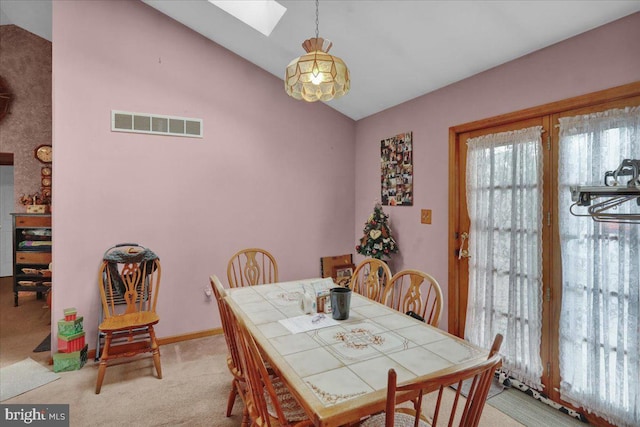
[11,214,52,306]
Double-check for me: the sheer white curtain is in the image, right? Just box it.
[558,106,640,427]
[465,126,544,389]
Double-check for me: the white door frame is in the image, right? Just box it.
[0,165,14,277]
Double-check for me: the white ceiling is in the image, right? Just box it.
[2,0,639,120]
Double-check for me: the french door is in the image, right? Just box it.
[448,82,640,426]
[461,118,551,391]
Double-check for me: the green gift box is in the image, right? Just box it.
[53,344,88,372]
[57,316,83,336]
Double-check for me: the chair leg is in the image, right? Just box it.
[149,325,162,379]
[226,379,239,417]
[95,332,112,394]
[241,405,250,427]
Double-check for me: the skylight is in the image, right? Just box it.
[208,0,286,37]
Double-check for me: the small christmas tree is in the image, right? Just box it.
[356,203,399,260]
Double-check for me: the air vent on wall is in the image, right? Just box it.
[111,110,203,138]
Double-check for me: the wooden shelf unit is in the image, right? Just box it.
[11,213,52,306]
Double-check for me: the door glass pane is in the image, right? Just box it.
[465,126,544,389]
[558,106,640,427]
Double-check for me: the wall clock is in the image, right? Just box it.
[41,166,52,176]
[41,177,52,187]
[34,144,52,163]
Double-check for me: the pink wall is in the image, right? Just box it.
[354,12,640,330]
[52,0,355,349]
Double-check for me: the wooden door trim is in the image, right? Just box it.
[447,128,461,335]
[447,80,640,337]
[450,81,640,136]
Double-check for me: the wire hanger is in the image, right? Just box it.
[570,159,640,224]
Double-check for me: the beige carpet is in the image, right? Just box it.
[3,336,242,427]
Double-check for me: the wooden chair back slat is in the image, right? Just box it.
[210,275,243,378]
[350,258,392,302]
[382,269,443,327]
[226,296,311,427]
[228,299,281,426]
[210,275,250,420]
[385,334,503,427]
[98,253,161,320]
[227,248,278,288]
[362,335,503,427]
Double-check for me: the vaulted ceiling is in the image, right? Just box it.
[2,0,639,120]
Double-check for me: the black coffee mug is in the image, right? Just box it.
[330,287,352,320]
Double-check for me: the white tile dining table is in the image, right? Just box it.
[225,278,489,427]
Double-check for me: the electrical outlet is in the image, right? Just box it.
[421,209,432,224]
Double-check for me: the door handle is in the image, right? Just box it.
[458,232,471,259]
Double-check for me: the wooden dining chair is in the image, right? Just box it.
[349,258,392,302]
[210,275,249,422]
[228,298,313,427]
[361,334,503,427]
[381,269,444,327]
[95,243,162,394]
[227,248,279,288]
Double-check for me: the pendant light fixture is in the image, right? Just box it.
[284,0,350,102]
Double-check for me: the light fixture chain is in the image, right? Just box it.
[315,0,319,39]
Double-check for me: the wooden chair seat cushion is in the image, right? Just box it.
[99,311,159,332]
[265,376,309,422]
[361,411,430,427]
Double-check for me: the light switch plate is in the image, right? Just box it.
[421,209,432,224]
